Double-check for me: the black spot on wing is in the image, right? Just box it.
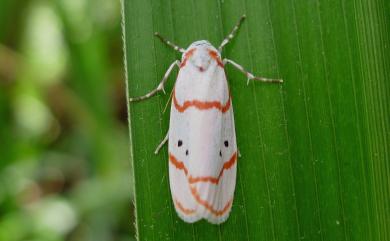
[224,140,229,147]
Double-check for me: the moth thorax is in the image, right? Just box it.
[184,41,220,73]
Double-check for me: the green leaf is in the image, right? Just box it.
[122,0,389,240]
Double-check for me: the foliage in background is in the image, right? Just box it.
[0,0,134,240]
[123,0,389,240]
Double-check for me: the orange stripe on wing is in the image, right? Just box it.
[190,186,232,216]
[180,48,196,68]
[169,153,189,175]
[208,50,224,67]
[173,89,231,113]
[169,152,237,185]
[174,198,196,215]
[188,153,237,184]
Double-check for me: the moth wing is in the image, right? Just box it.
[198,106,237,224]
[168,60,237,224]
[168,67,203,223]
[169,157,202,223]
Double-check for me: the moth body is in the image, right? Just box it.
[128,15,283,224]
[169,41,237,223]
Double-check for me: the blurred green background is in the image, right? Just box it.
[0,0,134,240]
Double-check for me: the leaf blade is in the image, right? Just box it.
[123,0,390,240]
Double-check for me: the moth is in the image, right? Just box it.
[129,15,282,224]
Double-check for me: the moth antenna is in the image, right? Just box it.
[218,14,246,52]
[155,32,185,53]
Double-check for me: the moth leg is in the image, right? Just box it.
[154,130,169,154]
[129,60,180,102]
[162,87,175,114]
[154,32,185,53]
[223,58,283,84]
[218,15,246,52]
[238,149,242,158]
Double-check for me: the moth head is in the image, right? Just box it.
[183,41,221,72]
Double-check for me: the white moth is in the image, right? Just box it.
[129,15,282,224]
